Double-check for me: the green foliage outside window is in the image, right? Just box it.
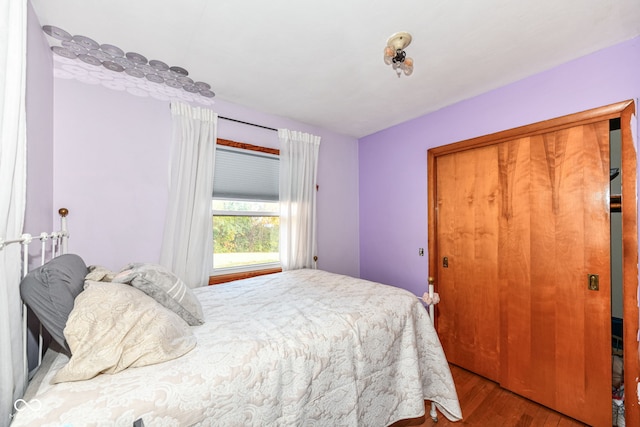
[213,216,279,254]
[212,199,279,269]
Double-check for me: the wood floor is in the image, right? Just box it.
[392,365,589,427]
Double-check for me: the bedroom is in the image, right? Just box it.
[2,0,640,425]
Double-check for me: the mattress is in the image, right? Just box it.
[11,269,461,426]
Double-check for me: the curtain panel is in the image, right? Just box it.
[160,102,217,288]
[278,129,321,270]
[0,0,27,425]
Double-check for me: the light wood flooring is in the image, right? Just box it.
[392,365,589,427]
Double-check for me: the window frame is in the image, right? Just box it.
[210,139,281,284]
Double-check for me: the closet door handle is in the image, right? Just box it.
[588,274,599,291]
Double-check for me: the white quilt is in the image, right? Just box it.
[12,269,461,426]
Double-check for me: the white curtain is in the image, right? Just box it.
[278,129,321,270]
[160,102,217,288]
[0,0,27,425]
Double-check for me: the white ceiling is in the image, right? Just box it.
[30,0,640,138]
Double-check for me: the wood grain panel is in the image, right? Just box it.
[499,122,611,426]
[435,152,459,369]
[580,122,612,426]
[498,137,534,396]
[436,145,500,381]
[429,100,638,427]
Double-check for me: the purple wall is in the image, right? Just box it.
[25,1,359,277]
[48,78,360,276]
[24,2,54,248]
[358,36,640,296]
[53,80,172,269]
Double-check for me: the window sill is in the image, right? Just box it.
[208,267,282,285]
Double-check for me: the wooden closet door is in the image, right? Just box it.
[435,144,501,382]
[499,121,611,427]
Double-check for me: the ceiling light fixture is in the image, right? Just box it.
[383,31,414,77]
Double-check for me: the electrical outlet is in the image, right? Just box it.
[419,248,424,256]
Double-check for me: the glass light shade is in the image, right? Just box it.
[383,46,394,65]
[402,57,414,76]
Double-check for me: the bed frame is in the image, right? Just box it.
[1,208,69,402]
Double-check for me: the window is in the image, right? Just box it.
[212,140,280,276]
[212,200,279,269]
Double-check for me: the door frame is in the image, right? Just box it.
[427,100,638,425]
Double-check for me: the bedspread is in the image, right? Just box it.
[11,269,461,426]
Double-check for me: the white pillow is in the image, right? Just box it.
[53,281,196,383]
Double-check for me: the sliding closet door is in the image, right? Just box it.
[435,144,501,382]
[499,121,611,427]
[430,101,636,427]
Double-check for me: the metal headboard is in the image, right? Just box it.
[0,208,69,386]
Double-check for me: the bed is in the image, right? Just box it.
[9,214,461,426]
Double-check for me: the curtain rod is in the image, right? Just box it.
[219,116,277,132]
[167,104,277,132]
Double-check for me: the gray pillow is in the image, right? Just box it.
[19,254,88,354]
[113,263,204,326]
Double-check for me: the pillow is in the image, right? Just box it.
[53,281,197,383]
[20,254,88,354]
[113,263,204,326]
